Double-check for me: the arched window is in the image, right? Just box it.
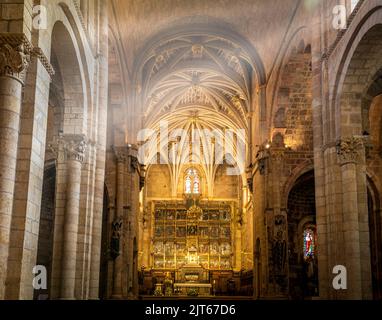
[185,168,200,194]
[303,228,316,260]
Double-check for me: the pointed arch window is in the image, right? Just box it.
[185,168,200,194]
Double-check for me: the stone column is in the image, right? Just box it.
[252,144,269,299]
[337,137,372,299]
[111,147,126,299]
[89,0,109,300]
[59,135,87,300]
[266,148,289,298]
[127,146,140,299]
[0,42,29,299]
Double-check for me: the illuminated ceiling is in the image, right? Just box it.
[108,0,305,195]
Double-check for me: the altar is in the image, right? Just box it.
[173,259,212,296]
[174,283,212,296]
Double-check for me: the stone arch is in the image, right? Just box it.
[282,160,314,208]
[50,21,87,136]
[330,4,382,139]
[337,25,382,138]
[43,16,92,300]
[286,170,318,300]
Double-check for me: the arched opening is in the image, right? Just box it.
[49,21,86,136]
[34,36,67,299]
[34,21,86,300]
[337,23,382,300]
[287,171,318,300]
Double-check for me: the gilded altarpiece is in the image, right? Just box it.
[151,202,234,271]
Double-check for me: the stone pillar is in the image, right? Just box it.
[88,0,109,299]
[0,42,29,299]
[111,147,126,299]
[252,144,269,299]
[310,0,331,299]
[127,146,140,299]
[337,137,372,299]
[266,148,289,298]
[59,135,87,300]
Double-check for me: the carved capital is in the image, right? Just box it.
[0,43,30,82]
[113,146,128,163]
[0,33,54,81]
[336,136,365,165]
[63,135,87,163]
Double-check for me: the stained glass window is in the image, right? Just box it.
[303,228,316,260]
[185,175,192,194]
[193,174,200,194]
[185,168,200,194]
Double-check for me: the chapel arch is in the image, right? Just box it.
[287,170,318,300]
